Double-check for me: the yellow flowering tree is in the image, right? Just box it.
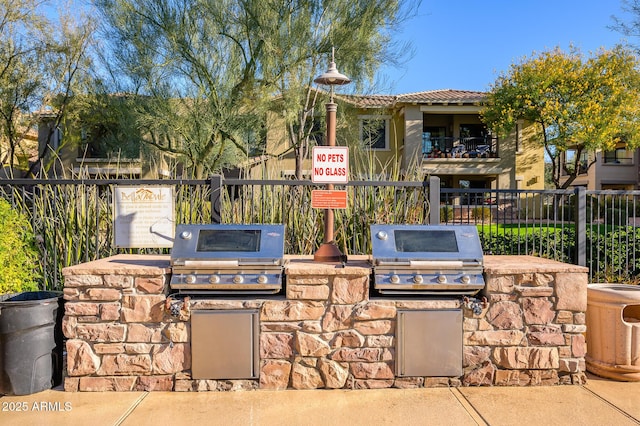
[482,46,640,188]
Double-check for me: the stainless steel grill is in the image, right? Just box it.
[169,224,285,295]
[371,224,484,296]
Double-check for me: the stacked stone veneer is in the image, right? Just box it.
[62,255,181,392]
[62,254,588,391]
[465,256,588,386]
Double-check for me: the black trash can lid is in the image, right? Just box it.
[0,291,62,305]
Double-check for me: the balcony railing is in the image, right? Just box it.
[422,135,498,159]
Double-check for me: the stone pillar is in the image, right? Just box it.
[62,255,186,392]
[462,256,588,386]
[261,260,381,390]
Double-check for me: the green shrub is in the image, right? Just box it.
[593,196,639,219]
[440,206,454,223]
[479,225,640,282]
[543,204,574,221]
[479,228,574,263]
[471,206,492,221]
[0,199,40,294]
[604,208,629,226]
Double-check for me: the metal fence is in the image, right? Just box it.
[1,176,639,290]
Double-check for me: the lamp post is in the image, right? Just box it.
[313,48,351,263]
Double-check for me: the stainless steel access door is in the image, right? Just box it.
[396,309,463,377]
[191,310,259,380]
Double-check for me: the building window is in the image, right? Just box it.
[360,116,389,150]
[564,150,589,175]
[603,146,632,164]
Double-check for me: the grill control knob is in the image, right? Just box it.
[233,275,244,284]
[413,275,424,284]
[185,274,197,284]
[180,231,192,240]
[257,275,268,284]
[208,275,220,284]
[461,275,471,284]
[437,274,447,284]
[390,274,400,284]
[376,231,388,241]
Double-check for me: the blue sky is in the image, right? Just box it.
[377,0,635,94]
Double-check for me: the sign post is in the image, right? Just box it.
[313,49,351,262]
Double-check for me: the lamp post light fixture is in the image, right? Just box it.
[313,48,351,263]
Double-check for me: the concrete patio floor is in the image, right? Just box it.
[1,374,639,426]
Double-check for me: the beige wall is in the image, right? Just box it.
[593,150,639,190]
[262,111,308,178]
[402,106,423,171]
[559,148,640,190]
[513,121,545,190]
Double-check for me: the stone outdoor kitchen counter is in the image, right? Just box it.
[61,254,589,392]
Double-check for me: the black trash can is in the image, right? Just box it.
[0,291,64,395]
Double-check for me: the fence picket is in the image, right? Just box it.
[2,176,639,289]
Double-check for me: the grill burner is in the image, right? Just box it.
[371,224,484,296]
[170,224,285,295]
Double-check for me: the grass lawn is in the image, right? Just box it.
[475,223,639,236]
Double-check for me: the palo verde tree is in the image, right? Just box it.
[612,0,640,46]
[0,0,94,176]
[259,0,416,179]
[481,46,640,189]
[93,0,416,179]
[94,0,281,178]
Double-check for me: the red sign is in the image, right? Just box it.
[311,190,348,209]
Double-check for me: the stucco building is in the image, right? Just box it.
[559,143,640,190]
[260,89,545,190]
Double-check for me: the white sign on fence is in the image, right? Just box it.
[311,146,349,184]
[113,186,175,248]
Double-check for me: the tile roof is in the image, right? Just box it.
[340,89,487,108]
[342,94,395,108]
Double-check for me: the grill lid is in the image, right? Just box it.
[370,224,485,296]
[371,224,483,265]
[171,224,285,266]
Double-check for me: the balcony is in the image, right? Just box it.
[422,135,498,159]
